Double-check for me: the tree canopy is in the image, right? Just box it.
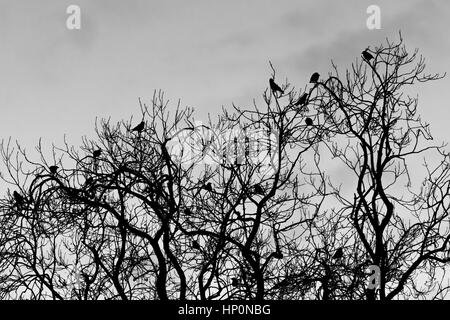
[0,36,449,300]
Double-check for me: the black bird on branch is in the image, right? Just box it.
[49,165,59,175]
[273,251,283,260]
[192,240,201,250]
[231,277,239,287]
[269,78,284,96]
[13,191,24,207]
[93,149,102,158]
[184,208,192,216]
[295,93,308,106]
[203,182,213,192]
[131,121,145,133]
[305,117,314,126]
[362,49,374,62]
[309,72,320,83]
[332,247,343,260]
[253,184,264,195]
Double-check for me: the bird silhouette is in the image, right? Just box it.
[184,208,192,215]
[131,121,145,132]
[204,182,213,192]
[253,184,264,194]
[231,277,239,287]
[49,165,59,175]
[362,49,374,61]
[310,72,320,83]
[273,251,283,259]
[305,118,314,126]
[269,78,284,96]
[332,247,343,260]
[192,240,201,250]
[295,93,308,106]
[93,149,102,158]
[13,191,24,206]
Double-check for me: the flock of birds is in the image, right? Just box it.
[127,50,374,136]
[8,49,374,288]
[269,49,374,126]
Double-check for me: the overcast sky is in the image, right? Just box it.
[0,0,449,151]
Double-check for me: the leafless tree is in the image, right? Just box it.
[308,35,450,300]
[0,36,448,301]
[0,86,327,300]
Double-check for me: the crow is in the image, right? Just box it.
[362,49,374,61]
[93,149,102,158]
[310,72,320,83]
[184,208,192,215]
[295,93,308,106]
[131,121,145,132]
[273,251,283,260]
[49,165,59,175]
[332,247,344,260]
[13,191,24,206]
[231,277,239,287]
[192,240,201,250]
[305,117,314,126]
[203,182,213,192]
[253,184,264,194]
[269,78,284,95]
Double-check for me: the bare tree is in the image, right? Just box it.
[0,86,326,300]
[0,36,448,301]
[308,35,450,300]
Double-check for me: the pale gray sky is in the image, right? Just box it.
[0,0,448,150]
[0,1,447,299]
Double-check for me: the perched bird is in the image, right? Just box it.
[184,208,192,216]
[269,78,284,95]
[49,165,59,175]
[273,251,283,260]
[253,184,264,195]
[231,277,239,287]
[203,182,213,192]
[131,121,145,132]
[309,72,320,84]
[192,240,201,250]
[332,247,344,260]
[305,117,314,126]
[93,149,102,158]
[362,49,374,61]
[13,191,24,206]
[295,93,308,106]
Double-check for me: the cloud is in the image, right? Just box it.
[278,0,449,78]
[386,0,450,59]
